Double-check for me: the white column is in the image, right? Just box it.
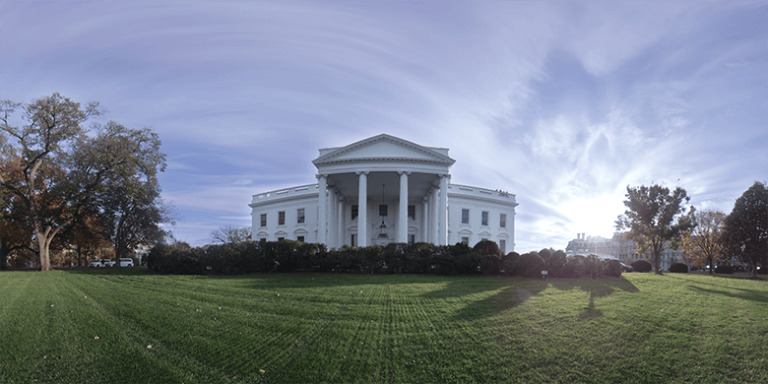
[398,171,409,243]
[337,198,344,247]
[328,188,336,248]
[422,198,429,243]
[431,187,438,244]
[357,171,368,247]
[438,175,448,245]
[317,174,327,244]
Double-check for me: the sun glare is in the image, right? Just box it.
[564,197,625,240]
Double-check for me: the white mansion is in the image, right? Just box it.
[250,134,517,253]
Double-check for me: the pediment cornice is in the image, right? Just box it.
[312,134,455,168]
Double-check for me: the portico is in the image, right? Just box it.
[312,134,454,247]
[250,134,517,252]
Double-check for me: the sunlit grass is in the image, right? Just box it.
[0,270,765,383]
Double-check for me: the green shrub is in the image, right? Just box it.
[669,263,689,273]
[539,248,566,277]
[481,254,502,275]
[631,260,652,273]
[583,255,602,278]
[561,255,585,278]
[473,240,501,257]
[715,265,734,274]
[603,259,623,277]
[502,252,521,276]
[518,252,545,278]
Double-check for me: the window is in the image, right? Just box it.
[297,236,305,242]
[461,208,470,224]
[260,213,267,227]
[278,211,285,226]
[499,239,506,253]
[408,205,416,220]
[379,204,388,217]
[297,208,305,224]
[351,205,358,220]
[500,213,507,228]
[481,211,489,226]
[277,237,285,241]
[461,236,469,245]
[408,234,415,244]
[351,234,357,247]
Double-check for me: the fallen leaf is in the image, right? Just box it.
[94,336,100,341]
[259,369,265,375]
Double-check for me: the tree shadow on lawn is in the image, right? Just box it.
[450,277,639,321]
[450,278,549,321]
[550,277,639,319]
[688,285,768,305]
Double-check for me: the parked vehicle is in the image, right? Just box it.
[88,259,115,268]
[116,258,134,267]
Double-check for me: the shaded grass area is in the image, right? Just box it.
[0,270,766,383]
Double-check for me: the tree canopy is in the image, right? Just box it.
[0,93,168,271]
[723,181,768,278]
[616,184,694,274]
[681,209,726,274]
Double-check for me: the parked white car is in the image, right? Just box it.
[89,259,114,268]
[116,258,134,267]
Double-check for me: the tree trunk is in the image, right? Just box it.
[0,248,6,270]
[709,259,714,275]
[36,234,52,271]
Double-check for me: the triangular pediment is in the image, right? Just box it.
[313,134,455,167]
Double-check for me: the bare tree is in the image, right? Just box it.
[211,225,252,244]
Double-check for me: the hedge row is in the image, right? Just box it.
[146,240,622,278]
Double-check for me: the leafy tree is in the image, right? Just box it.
[0,195,32,270]
[1,94,168,270]
[211,225,252,244]
[0,93,99,271]
[616,184,694,274]
[85,122,168,259]
[681,209,726,274]
[723,182,768,278]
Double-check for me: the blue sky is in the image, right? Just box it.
[1,1,766,252]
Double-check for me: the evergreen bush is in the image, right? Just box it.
[518,252,545,278]
[669,263,689,273]
[631,260,653,272]
[715,265,734,274]
[603,259,623,277]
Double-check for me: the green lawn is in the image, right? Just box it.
[0,270,766,383]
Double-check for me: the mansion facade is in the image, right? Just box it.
[250,134,517,252]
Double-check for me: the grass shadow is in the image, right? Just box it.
[689,285,768,305]
[450,278,549,321]
[551,277,639,319]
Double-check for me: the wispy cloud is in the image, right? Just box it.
[1,1,765,251]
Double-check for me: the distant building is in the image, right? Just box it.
[566,232,682,270]
[250,134,517,252]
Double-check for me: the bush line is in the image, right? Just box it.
[147,240,624,278]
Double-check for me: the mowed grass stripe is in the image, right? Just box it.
[60,272,233,383]
[1,270,766,383]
